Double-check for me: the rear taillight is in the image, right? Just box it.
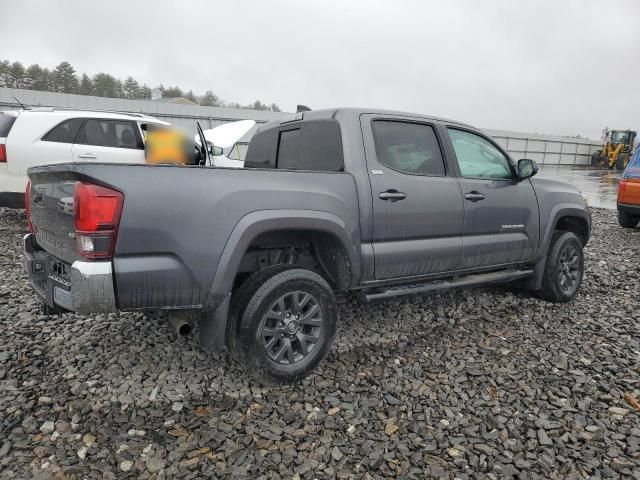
[0,144,6,163]
[25,180,34,233]
[618,179,627,202]
[73,182,124,259]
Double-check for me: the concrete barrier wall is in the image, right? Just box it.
[0,88,601,164]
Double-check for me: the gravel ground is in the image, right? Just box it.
[1,207,640,479]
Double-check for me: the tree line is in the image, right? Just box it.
[0,59,281,111]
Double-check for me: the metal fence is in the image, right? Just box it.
[0,87,602,164]
[485,129,600,166]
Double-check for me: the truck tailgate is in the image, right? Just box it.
[27,174,81,265]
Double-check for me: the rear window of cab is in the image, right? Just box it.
[245,119,344,172]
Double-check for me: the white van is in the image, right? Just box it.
[0,108,169,207]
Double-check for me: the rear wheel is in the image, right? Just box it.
[226,264,298,362]
[616,153,628,171]
[539,231,584,302]
[618,209,640,228]
[237,268,337,384]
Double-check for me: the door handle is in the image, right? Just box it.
[379,190,407,201]
[464,191,486,202]
[77,153,96,159]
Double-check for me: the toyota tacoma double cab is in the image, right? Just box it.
[23,108,591,383]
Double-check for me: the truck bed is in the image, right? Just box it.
[27,162,360,310]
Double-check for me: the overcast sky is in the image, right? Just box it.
[2,0,639,138]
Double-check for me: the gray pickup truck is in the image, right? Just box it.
[23,108,591,382]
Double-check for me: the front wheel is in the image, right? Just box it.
[539,231,584,302]
[616,153,628,171]
[237,268,337,384]
[618,209,640,228]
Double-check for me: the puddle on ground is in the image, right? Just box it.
[537,165,620,210]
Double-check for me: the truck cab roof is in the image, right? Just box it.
[257,107,476,133]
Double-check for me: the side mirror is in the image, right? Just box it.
[208,144,224,156]
[517,158,538,180]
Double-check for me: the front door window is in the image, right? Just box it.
[448,129,512,180]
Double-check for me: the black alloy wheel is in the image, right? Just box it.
[538,231,584,302]
[237,268,337,383]
[557,244,580,295]
[259,291,324,365]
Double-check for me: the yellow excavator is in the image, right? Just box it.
[591,129,637,170]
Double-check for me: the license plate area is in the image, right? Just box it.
[49,258,71,287]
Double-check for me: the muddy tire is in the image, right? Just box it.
[538,231,584,303]
[236,268,337,384]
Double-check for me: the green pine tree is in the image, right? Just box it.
[8,61,25,88]
[122,76,140,99]
[52,62,78,93]
[78,73,93,95]
[199,90,220,106]
[163,86,184,98]
[92,73,120,98]
[0,60,11,87]
[137,84,152,99]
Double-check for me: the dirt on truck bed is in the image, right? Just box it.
[1,207,639,479]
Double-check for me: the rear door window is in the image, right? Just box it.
[76,119,143,149]
[372,120,445,176]
[42,118,85,143]
[113,122,140,148]
[0,113,18,137]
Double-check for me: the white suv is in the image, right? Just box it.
[0,108,169,207]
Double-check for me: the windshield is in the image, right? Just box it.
[611,131,629,143]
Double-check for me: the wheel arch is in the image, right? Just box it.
[554,214,590,246]
[205,209,360,309]
[528,205,590,291]
[199,210,358,353]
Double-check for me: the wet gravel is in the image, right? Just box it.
[1,207,640,479]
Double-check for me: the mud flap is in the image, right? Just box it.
[524,256,546,290]
[199,295,230,353]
